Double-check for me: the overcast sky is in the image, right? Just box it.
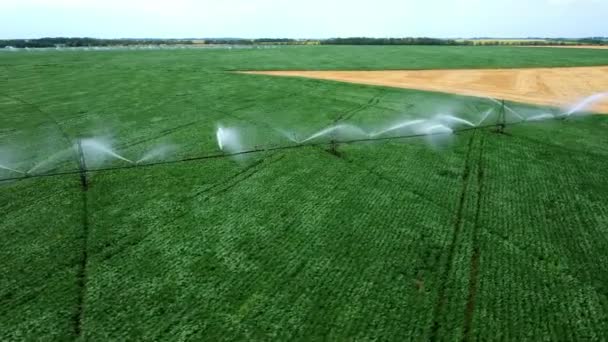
[1,0,606,39]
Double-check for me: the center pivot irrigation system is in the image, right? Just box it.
[0,99,591,184]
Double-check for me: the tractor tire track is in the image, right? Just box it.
[117,102,279,151]
[430,132,476,342]
[101,155,285,261]
[332,90,386,124]
[100,154,285,262]
[2,95,90,338]
[72,189,89,339]
[215,105,292,137]
[463,134,486,341]
[193,157,267,198]
[196,154,285,201]
[1,94,73,145]
[337,154,455,215]
[513,133,608,159]
[117,119,205,149]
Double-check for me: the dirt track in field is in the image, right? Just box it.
[244,66,608,113]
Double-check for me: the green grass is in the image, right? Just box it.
[1,46,608,340]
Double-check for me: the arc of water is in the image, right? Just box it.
[216,127,225,150]
[526,113,555,122]
[136,145,176,164]
[216,126,242,152]
[488,98,524,121]
[369,119,426,137]
[565,92,608,116]
[425,124,453,135]
[436,114,475,127]
[301,124,367,143]
[505,105,525,121]
[275,128,300,143]
[27,148,73,174]
[80,139,134,164]
[477,108,494,126]
[0,164,24,174]
[301,125,343,143]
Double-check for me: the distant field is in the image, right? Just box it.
[3,45,608,71]
[1,46,608,340]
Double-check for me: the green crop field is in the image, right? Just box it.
[1,45,608,340]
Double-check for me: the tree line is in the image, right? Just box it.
[0,37,194,48]
[321,37,607,46]
[2,37,606,48]
[321,37,459,45]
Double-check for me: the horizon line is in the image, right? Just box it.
[2,36,607,40]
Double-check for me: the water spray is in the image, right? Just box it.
[216,126,243,153]
[76,140,88,190]
[526,113,555,122]
[369,119,425,137]
[301,124,353,143]
[136,144,176,165]
[276,128,301,144]
[495,99,507,134]
[80,138,134,164]
[564,92,608,117]
[477,108,494,126]
[27,148,73,175]
[5,97,602,185]
[0,163,24,175]
[424,124,453,135]
[216,127,225,150]
[436,114,475,127]
[488,98,524,121]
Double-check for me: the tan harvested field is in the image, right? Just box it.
[245,66,608,113]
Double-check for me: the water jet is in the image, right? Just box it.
[436,114,475,127]
[27,148,73,174]
[136,144,176,164]
[565,92,608,116]
[79,138,133,164]
[526,113,555,122]
[0,163,24,174]
[301,124,368,143]
[424,124,453,135]
[369,119,425,137]
[216,126,243,153]
[489,98,524,121]
[477,108,494,126]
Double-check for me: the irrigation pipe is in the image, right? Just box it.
[0,119,560,184]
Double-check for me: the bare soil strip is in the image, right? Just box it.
[244,66,608,113]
